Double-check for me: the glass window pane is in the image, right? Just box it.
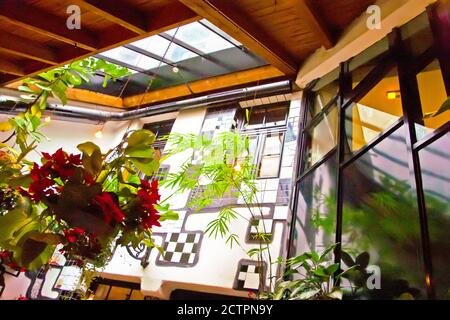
[291,153,337,256]
[345,67,403,155]
[265,105,288,126]
[259,132,283,178]
[415,59,449,140]
[302,106,338,171]
[200,19,242,47]
[419,132,450,299]
[310,68,339,117]
[101,47,163,70]
[166,22,234,54]
[349,38,390,89]
[247,108,265,128]
[130,36,197,62]
[401,12,434,59]
[342,125,425,299]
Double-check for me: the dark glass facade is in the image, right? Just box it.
[289,4,450,300]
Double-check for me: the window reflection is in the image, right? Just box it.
[310,68,339,117]
[345,67,403,154]
[419,132,450,299]
[342,126,425,299]
[302,106,338,171]
[415,59,449,140]
[259,132,284,178]
[293,154,337,256]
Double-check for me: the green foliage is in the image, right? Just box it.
[262,244,357,300]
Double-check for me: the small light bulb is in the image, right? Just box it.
[44,116,51,123]
[172,66,179,73]
[233,163,241,172]
[95,130,103,139]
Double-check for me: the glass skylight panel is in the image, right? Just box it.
[166,22,234,54]
[199,19,242,47]
[130,35,197,62]
[100,47,164,71]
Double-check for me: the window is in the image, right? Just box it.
[302,105,338,172]
[258,132,284,178]
[345,67,403,155]
[309,68,340,117]
[245,104,288,129]
[143,119,175,151]
[415,59,448,140]
[419,132,450,299]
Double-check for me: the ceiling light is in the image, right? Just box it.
[95,130,103,139]
[387,91,401,100]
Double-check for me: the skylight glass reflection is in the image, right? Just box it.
[165,22,234,54]
[130,35,197,62]
[101,47,165,71]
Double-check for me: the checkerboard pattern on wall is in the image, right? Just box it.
[156,232,202,266]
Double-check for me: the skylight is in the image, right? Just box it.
[130,35,197,62]
[165,21,234,54]
[100,47,166,72]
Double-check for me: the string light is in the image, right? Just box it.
[94,130,103,139]
[44,116,51,123]
[172,66,179,73]
[233,163,242,172]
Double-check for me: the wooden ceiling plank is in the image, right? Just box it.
[72,0,148,35]
[0,59,25,77]
[0,1,99,51]
[123,65,285,108]
[178,0,298,76]
[0,32,59,65]
[296,0,334,49]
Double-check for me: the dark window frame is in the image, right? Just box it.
[288,4,450,300]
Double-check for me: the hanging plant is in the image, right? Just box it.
[0,58,177,274]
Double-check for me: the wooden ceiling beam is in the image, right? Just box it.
[178,0,298,76]
[123,65,285,108]
[296,0,334,49]
[0,0,98,51]
[0,32,59,65]
[0,59,25,77]
[71,0,148,35]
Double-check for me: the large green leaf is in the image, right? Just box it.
[77,141,101,156]
[28,232,64,245]
[129,157,159,176]
[0,208,30,242]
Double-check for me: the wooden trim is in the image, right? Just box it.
[296,0,334,49]
[72,0,147,35]
[0,1,99,51]
[0,59,25,77]
[0,33,59,65]
[179,0,298,76]
[122,66,285,108]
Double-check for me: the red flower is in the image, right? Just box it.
[42,148,81,180]
[136,179,161,229]
[93,192,125,223]
[17,295,28,300]
[64,228,85,243]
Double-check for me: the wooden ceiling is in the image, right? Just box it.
[0,0,374,108]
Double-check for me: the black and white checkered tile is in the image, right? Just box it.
[234,261,266,292]
[248,218,274,242]
[156,232,202,266]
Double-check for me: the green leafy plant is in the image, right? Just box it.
[163,130,275,291]
[261,244,357,300]
[0,58,177,296]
